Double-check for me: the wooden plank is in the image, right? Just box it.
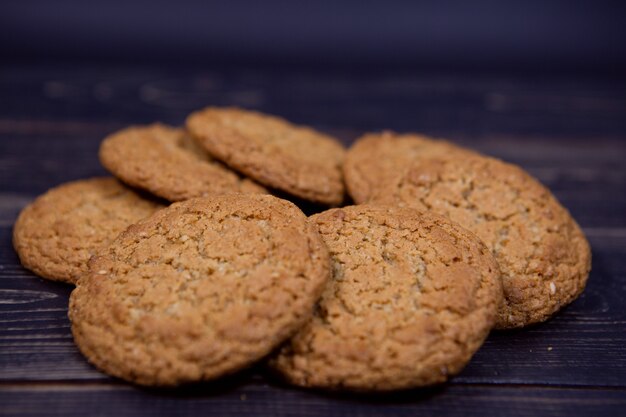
[0,225,624,386]
[1,130,625,227]
[0,382,624,417]
[0,186,620,229]
[2,126,625,163]
[1,67,625,136]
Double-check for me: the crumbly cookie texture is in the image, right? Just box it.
[371,155,591,329]
[271,205,502,391]
[13,177,164,284]
[344,132,476,203]
[99,124,266,202]
[186,107,346,206]
[69,194,330,386]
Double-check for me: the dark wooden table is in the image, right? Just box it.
[1,64,625,417]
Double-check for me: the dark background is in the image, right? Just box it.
[1,2,626,417]
[2,0,626,73]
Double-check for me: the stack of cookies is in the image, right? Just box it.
[13,107,591,391]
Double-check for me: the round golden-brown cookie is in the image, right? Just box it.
[69,194,330,386]
[370,155,591,329]
[186,107,346,206]
[344,132,476,203]
[270,205,502,391]
[99,124,266,202]
[13,177,164,284]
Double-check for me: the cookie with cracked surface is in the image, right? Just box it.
[186,107,346,206]
[370,155,591,329]
[69,194,330,386]
[99,124,266,202]
[344,131,477,204]
[13,177,164,284]
[270,205,502,391]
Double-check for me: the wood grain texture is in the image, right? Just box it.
[0,383,625,417]
[0,64,625,416]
